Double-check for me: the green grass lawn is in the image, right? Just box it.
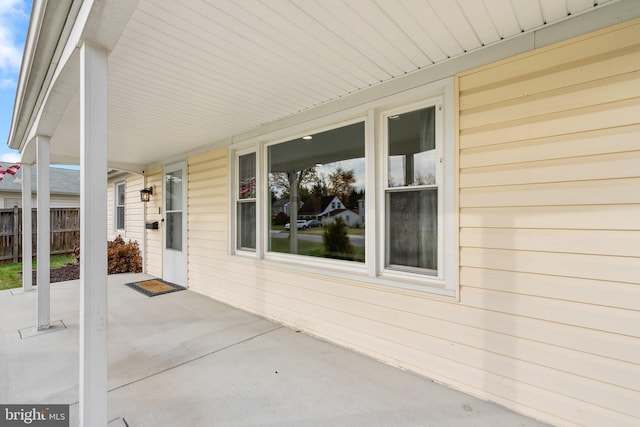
[301,226,365,236]
[271,225,365,236]
[0,255,75,291]
[270,237,365,262]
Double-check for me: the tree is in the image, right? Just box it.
[269,168,318,200]
[347,188,365,209]
[327,167,355,200]
[323,217,355,260]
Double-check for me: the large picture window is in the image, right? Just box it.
[385,104,440,275]
[231,78,455,292]
[268,121,365,262]
[237,152,256,251]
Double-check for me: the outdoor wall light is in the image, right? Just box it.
[140,187,153,202]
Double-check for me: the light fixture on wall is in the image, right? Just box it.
[140,187,153,202]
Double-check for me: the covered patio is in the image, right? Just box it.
[6,1,639,425]
[1,273,547,426]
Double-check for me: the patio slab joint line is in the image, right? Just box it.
[69,325,285,407]
[107,325,284,392]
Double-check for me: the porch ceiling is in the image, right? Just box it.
[16,0,619,170]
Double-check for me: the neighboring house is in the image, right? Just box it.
[106,170,144,244]
[298,195,346,220]
[298,195,361,226]
[357,198,365,226]
[0,162,79,208]
[270,199,289,216]
[321,208,360,227]
[270,199,302,217]
[8,2,640,426]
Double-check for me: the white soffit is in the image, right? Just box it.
[50,0,620,167]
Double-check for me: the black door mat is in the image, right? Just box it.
[125,279,185,297]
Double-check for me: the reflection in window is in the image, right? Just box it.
[165,171,182,212]
[386,105,439,274]
[237,152,256,250]
[166,212,182,251]
[165,170,183,251]
[388,106,436,187]
[268,122,365,262]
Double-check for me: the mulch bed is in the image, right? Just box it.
[30,263,80,286]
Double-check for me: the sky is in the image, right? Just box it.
[0,0,31,164]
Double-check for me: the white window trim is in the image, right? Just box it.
[229,77,458,298]
[115,181,125,232]
[378,96,444,280]
[231,146,258,256]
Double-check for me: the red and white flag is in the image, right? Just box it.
[0,163,21,182]
[240,176,256,197]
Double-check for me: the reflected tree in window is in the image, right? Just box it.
[268,122,365,262]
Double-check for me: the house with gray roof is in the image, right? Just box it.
[0,162,79,208]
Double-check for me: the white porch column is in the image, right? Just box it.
[21,163,32,292]
[79,42,108,427]
[36,136,50,329]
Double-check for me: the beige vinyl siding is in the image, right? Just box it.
[1,193,79,208]
[177,20,640,427]
[144,167,163,278]
[106,185,114,237]
[124,174,144,243]
[187,148,227,292]
[457,18,640,427]
[107,174,144,242]
[49,194,80,208]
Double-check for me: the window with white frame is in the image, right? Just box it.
[268,121,365,262]
[232,78,455,292]
[384,102,441,276]
[115,182,125,231]
[237,152,256,251]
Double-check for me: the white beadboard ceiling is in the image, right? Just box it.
[47,0,618,169]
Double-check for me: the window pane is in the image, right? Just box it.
[166,171,182,211]
[238,153,256,200]
[116,183,125,230]
[237,201,256,250]
[116,206,125,230]
[268,122,365,262]
[166,212,182,251]
[117,184,125,205]
[388,106,436,187]
[387,189,437,272]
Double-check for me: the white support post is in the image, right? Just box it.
[79,42,108,427]
[21,163,33,292]
[36,136,50,329]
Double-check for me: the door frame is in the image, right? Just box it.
[162,161,188,286]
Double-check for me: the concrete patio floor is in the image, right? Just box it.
[1,273,549,426]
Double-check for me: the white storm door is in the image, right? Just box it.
[162,162,187,286]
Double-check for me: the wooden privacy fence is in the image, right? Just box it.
[0,207,80,262]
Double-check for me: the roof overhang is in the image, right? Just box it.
[7,0,640,173]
